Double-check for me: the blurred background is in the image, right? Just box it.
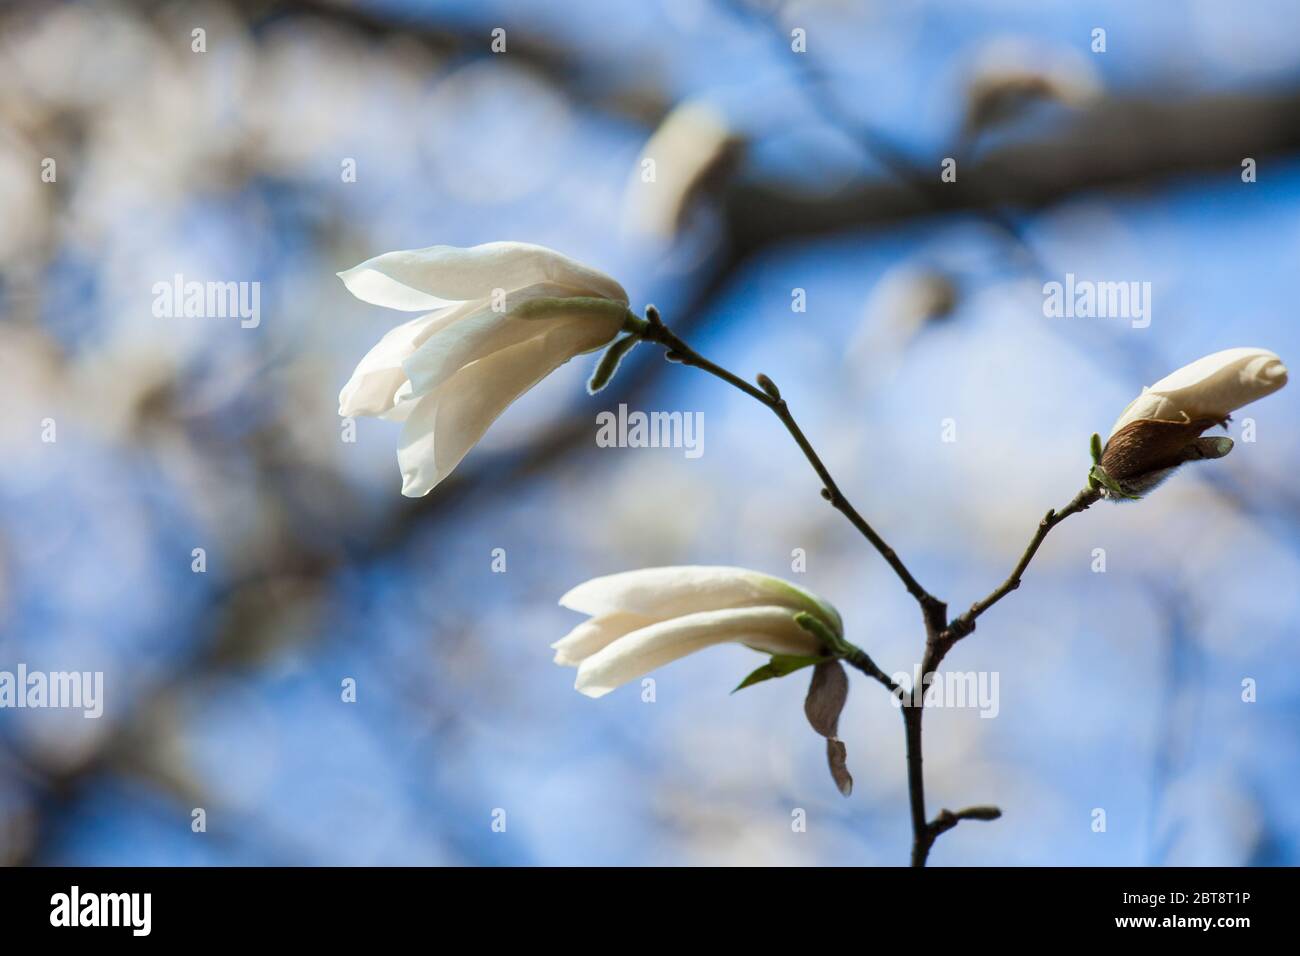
[2,0,1299,866]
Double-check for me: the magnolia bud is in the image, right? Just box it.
[961,39,1100,139]
[1107,348,1286,439]
[756,373,781,401]
[954,805,1003,822]
[1095,348,1286,499]
[621,100,744,241]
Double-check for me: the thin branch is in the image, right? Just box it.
[946,487,1101,643]
[843,648,900,695]
[903,707,928,865]
[638,317,942,616]
[915,805,1004,866]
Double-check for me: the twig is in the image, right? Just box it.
[842,647,900,694]
[915,805,1004,866]
[945,488,1101,644]
[638,316,942,616]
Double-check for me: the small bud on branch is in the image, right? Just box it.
[756,373,781,400]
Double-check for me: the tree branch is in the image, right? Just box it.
[637,313,941,616]
[945,487,1101,644]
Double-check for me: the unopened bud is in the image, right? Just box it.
[756,373,781,400]
[1091,347,1288,499]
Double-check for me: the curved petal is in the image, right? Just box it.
[338,242,627,312]
[573,606,822,699]
[551,611,656,666]
[559,566,842,636]
[338,309,455,417]
[1109,347,1288,437]
[377,380,419,422]
[395,314,620,496]
[401,282,611,399]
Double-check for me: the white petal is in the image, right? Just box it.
[1109,347,1288,437]
[573,606,822,699]
[338,309,455,417]
[395,313,620,496]
[337,242,627,312]
[559,565,841,635]
[401,282,608,399]
[551,611,656,666]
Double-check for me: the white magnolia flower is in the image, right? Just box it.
[554,566,843,698]
[1108,347,1288,438]
[338,242,629,496]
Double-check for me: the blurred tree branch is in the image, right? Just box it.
[723,88,1300,256]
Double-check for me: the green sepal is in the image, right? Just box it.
[1090,432,1103,465]
[587,335,639,394]
[732,653,831,693]
[509,296,632,323]
[793,610,853,657]
[1089,464,1140,500]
